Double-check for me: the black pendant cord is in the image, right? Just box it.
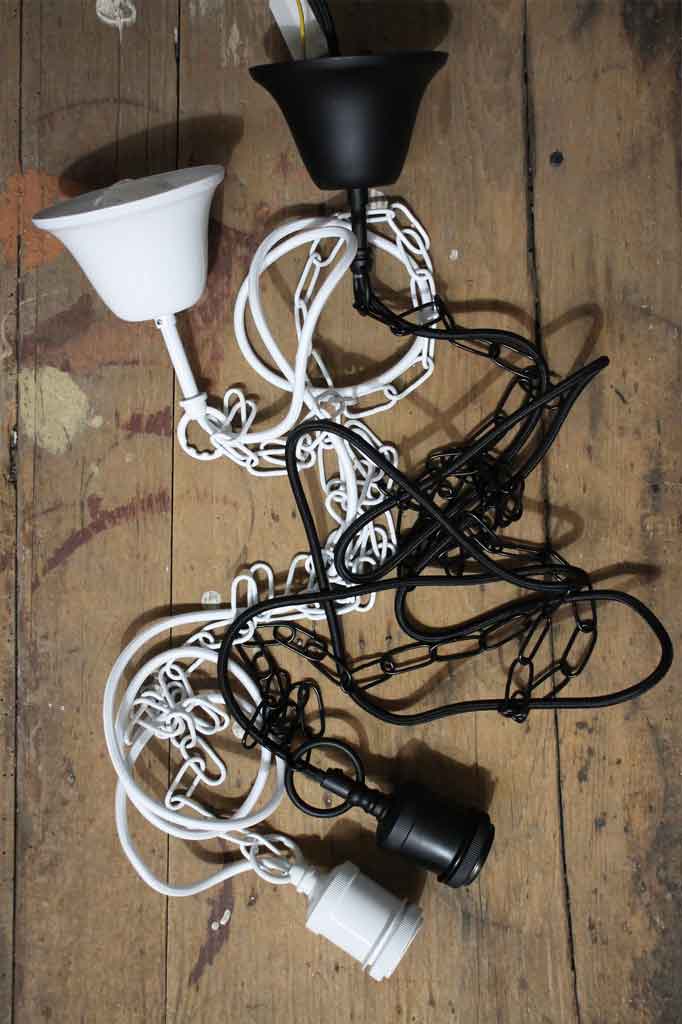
[284,367,608,682]
[348,185,555,470]
[332,356,609,588]
[307,0,340,56]
[214,358,673,815]
[243,29,671,838]
[218,585,671,736]
[349,186,553,454]
[215,588,670,816]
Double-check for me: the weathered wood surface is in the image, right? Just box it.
[529,2,682,1022]
[0,3,20,1020]
[0,2,679,1023]
[10,2,178,1022]
[167,3,574,1023]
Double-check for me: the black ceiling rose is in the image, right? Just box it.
[250,51,448,190]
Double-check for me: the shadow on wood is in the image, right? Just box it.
[58,115,244,193]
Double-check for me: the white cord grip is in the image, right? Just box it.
[179,393,209,420]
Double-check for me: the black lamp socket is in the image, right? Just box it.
[320,772,494,888]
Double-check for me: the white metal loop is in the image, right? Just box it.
[104,200,454,902]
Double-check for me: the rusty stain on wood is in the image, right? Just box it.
[121,407,173,436]
[0,170,82,271]
[43,488,171,576]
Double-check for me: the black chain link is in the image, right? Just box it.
[214,315,670,767]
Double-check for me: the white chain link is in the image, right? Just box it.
[104,201,452,900]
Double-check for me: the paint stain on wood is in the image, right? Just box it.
[43,488,170,576]
[188,876,234,988]
[0,170,82,271]
[19,366,94,454]
[95,0,137,34]
[121,407,172,436]
[222,19,244,68]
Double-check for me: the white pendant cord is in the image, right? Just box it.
[106,202,444,899]
[107,616,425,978]
[226,202,437,467]
[155,202,440,620]
[105,565,388,899]
[172,202,438,610]
[173,200,438,475]
[106,611,312,897]
[232,214,431,407]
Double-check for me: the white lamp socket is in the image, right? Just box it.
[289,860,423,981]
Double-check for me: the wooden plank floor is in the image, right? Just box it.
[0,2,680,1022]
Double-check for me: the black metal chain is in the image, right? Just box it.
[212,187,672,816]
[215,356,672,814]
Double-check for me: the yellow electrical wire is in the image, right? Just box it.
[295,0,306,57]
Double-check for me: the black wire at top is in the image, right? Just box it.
[307,0,340,56]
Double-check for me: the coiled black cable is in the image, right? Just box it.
[215,354,672,804]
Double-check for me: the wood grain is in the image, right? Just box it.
[529,1,682,1021]
[163,3,575,1022]
[0,3,20,1020]
[2,1,680,1022]
[12,2,177,1021]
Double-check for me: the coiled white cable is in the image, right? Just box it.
[174,201,439,613]
[175,200,437,473]
[105,559,384,898]
[107,202,444,896]
[107,626,425,981]
[106,615,292,896]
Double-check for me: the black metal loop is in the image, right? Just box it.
[210,250,671,802]
[285,738,365,818]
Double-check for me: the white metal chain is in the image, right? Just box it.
[105,201,449,900]
[107,613,303,897]
[176,200,436,473]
